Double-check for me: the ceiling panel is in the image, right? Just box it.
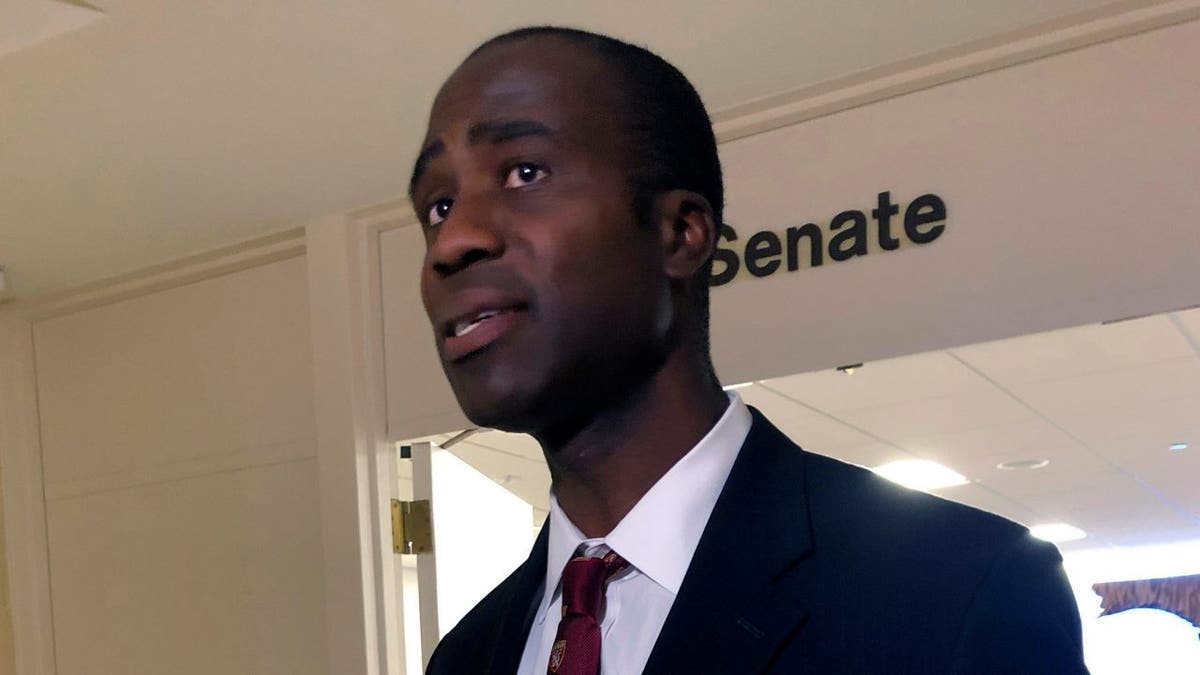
[395,432,549,517]
[760,351,996,413]
[736,383,811,418]
[830,388,1042,441]
[1017,475,1170,521]
[1007,357,1200,421]
[818,442,908,470]
[449,440,550,515]
[1046,395,1200,465]
[1069,503,1199,545]
[964,444,1116,500]
[461,429,544,463]
[1132,460,1200,519]
[896,418,1079,464]
[951,314,1194,386]
[931,482,1042,525]
[1102,523,1200,548]
[739,384,877,452]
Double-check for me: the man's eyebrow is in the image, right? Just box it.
[408,119,555,199]
[466,118,554,146]
[409,138,445,199]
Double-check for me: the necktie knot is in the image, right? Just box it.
[561,552,625,619]
[547,550,628,674]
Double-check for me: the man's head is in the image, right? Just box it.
[411,27,723,435]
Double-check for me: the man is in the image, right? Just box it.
[412,26,1087,674]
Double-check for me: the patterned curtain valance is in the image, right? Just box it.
[1093,573,1200,637]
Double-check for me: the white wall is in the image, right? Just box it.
[30,256,327,675]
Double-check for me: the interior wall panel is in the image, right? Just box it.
[31,256,326,675]
[34,257,317,492]
[46,459,325,675]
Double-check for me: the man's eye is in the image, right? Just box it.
[503,163,548,188]
[427,198,453,226]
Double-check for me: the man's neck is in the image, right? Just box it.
[538,354,728,538]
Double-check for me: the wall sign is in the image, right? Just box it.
[711,191,946,285]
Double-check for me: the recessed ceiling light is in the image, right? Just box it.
[1169,442,1188,452]
[836,363,863,375]
[996,458,1050,471]
[872,459,969,491]
[1029,523,1087,543]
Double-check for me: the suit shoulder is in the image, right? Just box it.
[802,450,1035,559]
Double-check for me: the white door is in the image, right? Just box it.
[402,440,537,670]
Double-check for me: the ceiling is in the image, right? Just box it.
[1,0,103,58]
[412,307,1200,554]
[0,0,1121,299]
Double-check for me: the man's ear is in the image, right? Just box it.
[653,189,718,283]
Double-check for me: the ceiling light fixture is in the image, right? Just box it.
[996,458,1050,471]
[1169,442,1188,452]
[837,363,863,375]
[872,459,969,491]
[722,381,755,391]
[1029,523,1087,543]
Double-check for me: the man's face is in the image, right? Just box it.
[412,37,672,433]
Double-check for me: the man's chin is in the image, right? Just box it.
[454,387,542,433]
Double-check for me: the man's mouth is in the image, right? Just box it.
[452,309,508,338]
[443,306,525,361]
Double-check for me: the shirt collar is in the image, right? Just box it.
[541,392,752,609]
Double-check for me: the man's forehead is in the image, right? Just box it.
[425,37,619,139]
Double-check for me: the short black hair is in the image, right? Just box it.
[469,26,724,348]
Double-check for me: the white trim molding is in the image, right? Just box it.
[15,227,305,322]
[0,314,57,675]
[306,211,415,674]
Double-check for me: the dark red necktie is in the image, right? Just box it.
[546,550,629,675]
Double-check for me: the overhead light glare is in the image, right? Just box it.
[872,459,969,491]
[1030,523,1087,543]
[1169,442,1188,452]
[722,381,755,391]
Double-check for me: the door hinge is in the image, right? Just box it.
[391,499,433,554]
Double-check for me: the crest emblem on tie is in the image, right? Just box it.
[549,640,567,672]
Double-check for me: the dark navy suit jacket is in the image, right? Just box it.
[427,409,1089,674]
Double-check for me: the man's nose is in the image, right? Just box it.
[427,197,504,277]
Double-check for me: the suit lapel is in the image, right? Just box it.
[487,523,549,675]
[642,409,815,674]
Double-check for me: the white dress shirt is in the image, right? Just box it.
[516,393,752,675]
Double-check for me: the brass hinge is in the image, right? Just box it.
[391,499,433,554]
